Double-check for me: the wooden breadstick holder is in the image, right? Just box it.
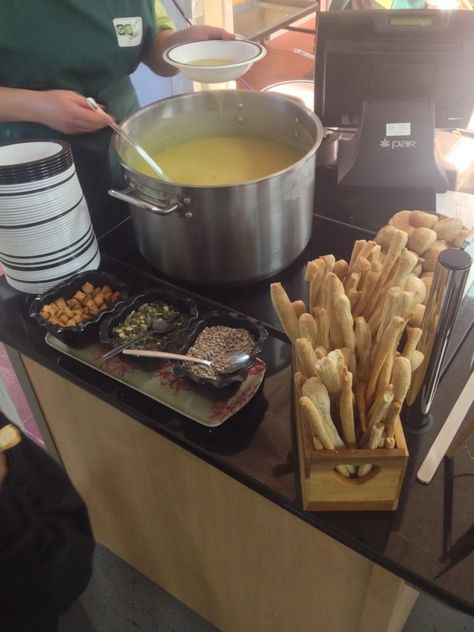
[294,368,409,512]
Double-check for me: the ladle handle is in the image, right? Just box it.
[122,349,212,366]
[86,97,166,179]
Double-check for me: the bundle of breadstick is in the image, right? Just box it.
[375,210,470,319]
[271,228,425,477]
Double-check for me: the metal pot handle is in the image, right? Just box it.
[108,188,179,215]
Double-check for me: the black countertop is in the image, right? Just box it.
[1,169,473,615]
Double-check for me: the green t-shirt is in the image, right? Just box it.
[0,1,175,204]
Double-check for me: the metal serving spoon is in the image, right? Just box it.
[86,97,168,180]
[101,317,177,361]
[121,348,252,375]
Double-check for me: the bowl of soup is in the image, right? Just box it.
[163,39,266,83]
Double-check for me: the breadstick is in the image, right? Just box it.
[404,275,426,305]
[367,244,382,264]
[333,259,349,281]
[295,338,318,379]
[408,303,425,328]
[353,261,382,317]
[347,288,360,310]
[384,401,402,442]
[357,240,378,264]
[300,396,334,448]
[317,271,333,312]
[354,317,372,383]
[355,381,368,433]
[373,355,395,406]
[338,347,352,371]
[302,377,346,449]
[299,397,352,477]
[366,385,394,433]
[366,230,408,315]
[344,271,360,293]
[321,254,336,273]
[374,287,402,343]
[375,225,399,251]
[306,259,326,310]
[389,210,413,233]
[292,300,307,319]
[396,291,418,322]
[327,348,346,377]
[340,368,356,448]
[314,346,327,360]
[367,316,405,404]
[358,423,384,477]
[349,240,366,272]
[328,274,347,349]
[410,349,424,372]
[294,371,306,398]
[351,256,371,280]
[298,312,318,348]
[315,354,343,396]
[390,249,419,288]
[334,294,355,353]
[313,436,324,449]
[270,282,299,343]
[312,307,330,349]
[402,327,422,363]
[391,356,412,405]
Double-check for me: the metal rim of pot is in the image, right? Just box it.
[109,89,325,216]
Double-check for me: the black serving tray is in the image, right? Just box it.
[99,288,199,372]
[174,310,268,400]
[28,270,129,348]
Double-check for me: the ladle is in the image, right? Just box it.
[86,97,168,180]
[101,317,177,361]
[121,348,252,374]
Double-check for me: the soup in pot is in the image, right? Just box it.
[133,135,303,185]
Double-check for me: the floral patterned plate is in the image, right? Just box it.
[45,333,266,427]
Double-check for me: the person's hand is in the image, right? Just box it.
[168,25,235,46]
[34,90,113,135]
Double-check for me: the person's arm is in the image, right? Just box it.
[0,86,111,134]
[142,25,235,76]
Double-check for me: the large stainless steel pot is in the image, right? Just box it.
[110,90,324,285]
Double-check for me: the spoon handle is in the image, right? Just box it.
[122,349,212,366]
[85,97,166,179]
[101,330,152,361]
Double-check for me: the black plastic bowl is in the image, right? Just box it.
[99,288,199,371]
[174,310,268,400]
[29,270,129,348]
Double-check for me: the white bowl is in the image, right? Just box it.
[0,165,76,193]
[163,39,266,83]
[2,238,99,282]
[4,249,101,294]
[0,140,63,166]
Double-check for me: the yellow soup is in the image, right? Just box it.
[138,135,303,185]
[187,58,234,66]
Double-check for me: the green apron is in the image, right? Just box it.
[0,0,169,209]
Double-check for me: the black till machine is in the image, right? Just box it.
[314,10,474,193]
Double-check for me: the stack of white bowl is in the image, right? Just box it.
[0,139,100,294]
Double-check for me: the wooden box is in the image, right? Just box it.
[295,393,409,512]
